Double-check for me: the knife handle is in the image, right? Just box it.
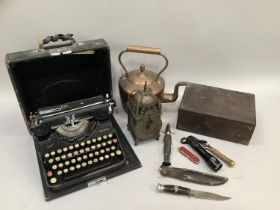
[157,184,190,196]
[206,147,235,167]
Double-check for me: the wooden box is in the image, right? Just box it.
[176,83,256,145]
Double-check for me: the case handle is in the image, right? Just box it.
[39,33,76,49]
[118,45,169,81]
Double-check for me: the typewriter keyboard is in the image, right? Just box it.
[42,132,125,187]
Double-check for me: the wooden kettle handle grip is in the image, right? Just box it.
[127,45,161,54]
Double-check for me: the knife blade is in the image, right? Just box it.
[157,183,230,201]
[158,166,228,186]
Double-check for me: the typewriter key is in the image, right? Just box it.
[74,151,79,156]
[103,135,108,140]
[113,139,118,143]
[91,145,96,150]
[63,147,68,152]
[105,154,109,159]
[89,153,94,158]
[102,142,106,147]
[105,147,110,152]
[57,149,62,154]
[55,157,60,162]
[82,162,87,167]
[65,161,70,166]
[47,171,53,177]
[70,166,75,171]
[48,159,54,164]
[110,152,115,157]
[79,149,84,154]
[92,138,96,143]
[52,165,58,170]
[93,158,98,163]
[67,153,73,158]
[83,155,88,160]
[50,151,56,156]
[80,142,85,147]
[63,168,69,174]
[97,144,101,148]
[69,145,74,150]
[74,144,79,148]
[61,155,66,160]
[88,160,93,165]
[76,164,81,169]
[94,151,99,156]
[99,156,104,161]
[50,177,57,184]
[86,140,91,145]
[71,159,76,164]
[44,153,50,158]
[85,147,90,152]
[108,134,113,138]
[58,163,64,168]
[57,170,62,175]
[97,137,102,141]
[107,140,112,145]
[116,150,122,155]
[77,157,82,162]
[100,149,105,154]
[111,146,116,150]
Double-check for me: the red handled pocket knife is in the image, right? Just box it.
[179,146,200,164]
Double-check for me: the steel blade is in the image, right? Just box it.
[190,189,230,201]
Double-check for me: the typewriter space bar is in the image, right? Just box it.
[64,159,125,182]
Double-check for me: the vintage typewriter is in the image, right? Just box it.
[6,34,141,200]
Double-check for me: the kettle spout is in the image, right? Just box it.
[160,82,188,103]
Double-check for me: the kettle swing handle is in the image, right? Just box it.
[118,45,169,81]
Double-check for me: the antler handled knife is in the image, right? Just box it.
[162,123,172,166]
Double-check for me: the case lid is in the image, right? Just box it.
[6,35,112,130]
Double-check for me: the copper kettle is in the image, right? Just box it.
[118,45,187,112]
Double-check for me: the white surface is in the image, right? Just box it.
[0,0,280,210]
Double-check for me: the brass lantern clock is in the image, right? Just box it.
[127,83,162,145]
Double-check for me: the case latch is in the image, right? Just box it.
[87,176,107,187]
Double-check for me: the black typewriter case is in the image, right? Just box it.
[6,35,141,200]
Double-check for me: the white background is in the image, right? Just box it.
[0,0,280,210]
